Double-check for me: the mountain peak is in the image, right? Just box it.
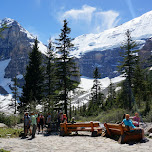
[72,10,152,58]
[1,17,15,25]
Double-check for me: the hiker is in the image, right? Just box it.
[38,113,45,133]
[30,112,37,138]
[71,117,76,124]
[46,113,51,134]
[132,112,140,127]
[24,112,32,137]
[60,111,64,123]
[63,114,67,123]
[122,114,145,140]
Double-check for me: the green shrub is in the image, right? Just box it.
[0,128,23,138]
[0,113,22,127]
[0,149,10,152]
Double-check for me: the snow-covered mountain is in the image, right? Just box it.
[0,18,47,90]
[73,10,152,78]
[72,11,152,58]
[0,18,47,55]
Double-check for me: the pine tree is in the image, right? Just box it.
[20,38,44,111]
[118,29,138,109]
[55,19,80,116]
[132,57,146,108]
[44,39,58,111]
[87,67,104,115]
[11,76,19,114]
[106,79,116,109]
[91,67,103,105]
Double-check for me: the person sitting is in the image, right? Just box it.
[132,112,140,127]
[122,114,145,140]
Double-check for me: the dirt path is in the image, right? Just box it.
[0,132,152,152]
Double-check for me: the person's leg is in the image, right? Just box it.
[32,124,36,138]
[38,124,40,133]
[24,126,27,136]
[29,126,32,135]
[41,124,43,133]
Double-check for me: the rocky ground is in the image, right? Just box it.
[0,131,152,152]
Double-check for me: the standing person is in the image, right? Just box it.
[60,112,64,123]
[133,112,140,127]
[63,114,67,123]
[30,112,37,138]
[46,113,51,134]
[39,113,45,133]
[24,112,32,137]
[37,113,40,134]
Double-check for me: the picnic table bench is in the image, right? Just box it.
[104,123,142,144]
[60,121,102,137]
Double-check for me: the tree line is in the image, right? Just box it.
[6,22,152,119]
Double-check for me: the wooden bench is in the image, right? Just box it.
[104,123,142,144]
[60,121,102,137]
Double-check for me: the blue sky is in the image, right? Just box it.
[0,0,152,44]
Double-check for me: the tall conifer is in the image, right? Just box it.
[20,38,44,110]
[55,20,80,116]
[119,29,138,109]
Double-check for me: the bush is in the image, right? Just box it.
[0,128,23,138]
[0,149,10,152]
[0,113,21,127]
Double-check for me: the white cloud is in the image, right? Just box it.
[62,5,96,23]
[59,5,120,34]
[125,0,136,18]
[95,10,120,32]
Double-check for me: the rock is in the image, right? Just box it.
[148,128,152,133]
[149,133,152,138]
[0,123,8,128]
[14,123,24,129]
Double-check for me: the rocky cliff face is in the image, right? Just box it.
[0,23,32,78]
[78,48,123,78]
[0,18,47,94]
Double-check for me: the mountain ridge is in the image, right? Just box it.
[72,10,152,58]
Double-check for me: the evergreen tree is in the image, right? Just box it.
[87,67,104,116]
[132,57,146,108]
[106,79,116,109]
[91,67,102,105]
[118,29,138,109]
[55,19,80,116]
[44,39,58,111]
[20,38,44,111]
[11,76,19,114]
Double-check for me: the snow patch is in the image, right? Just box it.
[72,11,152,58]
[0,94,14,114]
[0,59,12,94]
[16,74,23,79]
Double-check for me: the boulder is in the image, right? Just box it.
[0,123,8,128]
[149,133,152,138]
[148,128,152,133]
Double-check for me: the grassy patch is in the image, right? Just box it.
[0,128,23,138]
[0,149,10,152]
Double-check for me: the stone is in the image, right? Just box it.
[148,128,152,133]
[0,123,8,128]
[149,133,152,138]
